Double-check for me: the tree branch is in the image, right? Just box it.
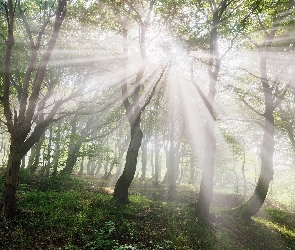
[241,97,264,116]
[18,0,34,49]
[191,59,216,120]
[141,63,168,113]
[24,0,67,131]
[3,0,14,134]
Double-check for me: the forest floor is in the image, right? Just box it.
[1,173,295,249]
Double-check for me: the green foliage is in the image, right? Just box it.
[254,217,295,249]
[264,208,295,231]
[18,168,35,185]
[220,128,243,157]
[35,175,90,192]
[1,179,295,249]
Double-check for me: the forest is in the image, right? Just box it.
[1,0,295,249]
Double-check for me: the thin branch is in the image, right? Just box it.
[246,34,260,48]
[18,0,34,48]
[36,15,52,49]
[257,14,269,37]
[141,63,168,113]
[125,0,144,25]
[241,97,264,116]
[239,67,261,80]
[0,33,6,42]
[3,0,14,133]
[2,1,9,29]
[146,0,155,25]
[220,32,238,59]
[191,59,216,120]
[274,81,291,108]
[221,0,262,59]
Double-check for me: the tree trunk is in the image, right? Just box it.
[189,151,196,184]
[113,150,124,180]
[1,138,23,218]
[113,126,128,181]
[234,100,275,219]
[168,107,177,201]
[194,7,222,222]
[62,116,83,175]
[195,119,216,220]
[241,148,247,200]
[52,119,62,176]
[162,141,169,185]
[21,156,26,169]
[151,148,154,178]
[232,40,277,219]
[106,163,115,179]
[154,131,160,183]
[113,11,149,203]
[79,155,85,175]
[44,126,53,177]
[140,138,148,181]
[87,160,93,175]
[62,143,82,175]
[27,133,45,174]
[233,118,274,219]
[94,159,102,176]
[232,158,239,194]
[113,119,143,203]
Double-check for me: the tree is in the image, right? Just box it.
[186,0,262,222]
[191,0,233,222]
[0,0,69,219]
[112,0,167,203]
[232,1,293,219]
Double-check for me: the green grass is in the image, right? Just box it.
[0,175,295,249]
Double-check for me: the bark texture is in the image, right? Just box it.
[1,138,23,218]
[113,119,143,203]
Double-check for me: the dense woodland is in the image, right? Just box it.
[1,0,295,249]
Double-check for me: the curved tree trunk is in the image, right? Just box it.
[231,25,280,218]
[113,2,155,203]
[233,111,274,219]
[113,119,143,203]
[233,65,275,219]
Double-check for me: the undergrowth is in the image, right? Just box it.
[0,174,294,249]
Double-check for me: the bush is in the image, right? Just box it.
[19,168,35,185]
